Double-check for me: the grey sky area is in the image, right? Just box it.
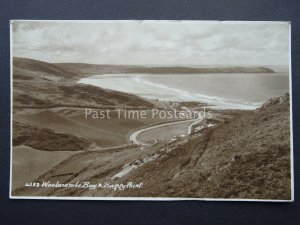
[12,21,290,66]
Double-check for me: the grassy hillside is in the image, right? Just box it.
[13,57,154,109]
[115,94,291,200]
[13,57,75,79]
[11,94,291,199]
[13,121,91,151]
[13,109,173,147]
[13,82,154,108]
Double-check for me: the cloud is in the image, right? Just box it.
[12,21,290,66]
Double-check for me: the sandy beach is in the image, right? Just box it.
[78,73,289,109]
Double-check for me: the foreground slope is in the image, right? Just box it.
[11,94,291,199]
[114,94,291,200]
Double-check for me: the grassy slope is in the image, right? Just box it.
[13,58,196,150]
[14,109,174,147]
[115,94,291,200]
[13,57,154,109]
[13,121,91,151]
[13,57,157,148]
[13,82,154,108]
[12,146,77,190]
[13,57,75,78]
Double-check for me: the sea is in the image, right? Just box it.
[78,73,289,109]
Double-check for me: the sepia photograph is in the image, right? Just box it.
[10,20,293,201]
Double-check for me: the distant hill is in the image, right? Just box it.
[120,66,274,74]
[13,57,274,81]
[56,63,274,75]
[12,57,275,109]
[13,57,154,109]
[13,57,75,79]
[53,63,139,76]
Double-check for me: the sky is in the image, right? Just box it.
[12,20,290,66]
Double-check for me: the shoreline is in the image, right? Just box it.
[77,73,288,110]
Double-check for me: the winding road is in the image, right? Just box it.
[129,117,203,145]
